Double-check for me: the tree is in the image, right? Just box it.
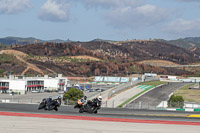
[63,87,84,102]
[168,94,184,108]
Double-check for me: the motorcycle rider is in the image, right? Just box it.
[45,96,61,110]
[75,96,88,108]
[80,96,88,108]
[79,95,102,113]
[57,96,62,106]
[97,96,102,102]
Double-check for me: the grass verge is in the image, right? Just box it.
[174,83,200,104]
[138,81,167,86]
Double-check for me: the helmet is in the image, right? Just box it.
[58,96,62,100]
[97,96,102,101]
[84,96,87,100]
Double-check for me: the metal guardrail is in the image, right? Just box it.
[0,98,40,104]
[104,100,200,109]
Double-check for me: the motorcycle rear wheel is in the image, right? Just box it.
[94,110,98,114]
[79,109,84,113]
[48,105,55,111]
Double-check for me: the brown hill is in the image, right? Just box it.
[8,41,196,76]
[14,40,199,63]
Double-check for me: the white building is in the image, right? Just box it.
[0,74,68,95]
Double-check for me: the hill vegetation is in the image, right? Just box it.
[0,39,199,77]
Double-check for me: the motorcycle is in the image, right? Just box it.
[79,98,101,114]
[38,98,61,111]
[74,99,83,109]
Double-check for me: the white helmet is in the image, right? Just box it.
[98,96,102,101]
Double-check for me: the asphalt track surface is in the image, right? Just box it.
[129,82,189,108]
[1,103,200,133]
[0,103,199,122]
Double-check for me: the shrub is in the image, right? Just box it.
[168,94,184,108]
[63,87,84,104]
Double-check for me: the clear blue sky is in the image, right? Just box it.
[0,0,200,41]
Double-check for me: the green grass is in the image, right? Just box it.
[174,83,200,104]
[139,81,168,86]
[179,83,195,90]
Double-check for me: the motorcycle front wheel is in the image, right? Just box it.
[38,102,45,110]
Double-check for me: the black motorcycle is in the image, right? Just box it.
[79,98,101,114]
[38,98,61,111]
[38,98,48,110]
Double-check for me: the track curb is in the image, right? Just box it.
[156,108,200,112]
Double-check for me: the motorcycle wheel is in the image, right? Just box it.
[38,102,45,110]
[94,110,98,114]
[54,107,58,111]
[48,105,55,111]
[79,108,84,113]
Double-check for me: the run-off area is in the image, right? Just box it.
[0,115,200,133]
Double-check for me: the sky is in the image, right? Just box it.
[0,0,200,41]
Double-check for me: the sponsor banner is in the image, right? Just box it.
[94,76,104,82]
[160,76,168,78]
[179,79,194,82]
[169,78,178,81]
[120,77,129,82]
[132,77,139,81]
[144,73,157,77]
[168,76,177,79]
[196,80,200,82]
[104,77,120,82]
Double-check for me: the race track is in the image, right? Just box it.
[0,103,199,122]
[0,103,200,133]
[128,82,189,108]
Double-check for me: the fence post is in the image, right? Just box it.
[67,99,69,105]
[139,101,142,109]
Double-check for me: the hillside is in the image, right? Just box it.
[0,37,67,45]
[0,40,194,77]
[157,37,200,55]
[77,40,199,64]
